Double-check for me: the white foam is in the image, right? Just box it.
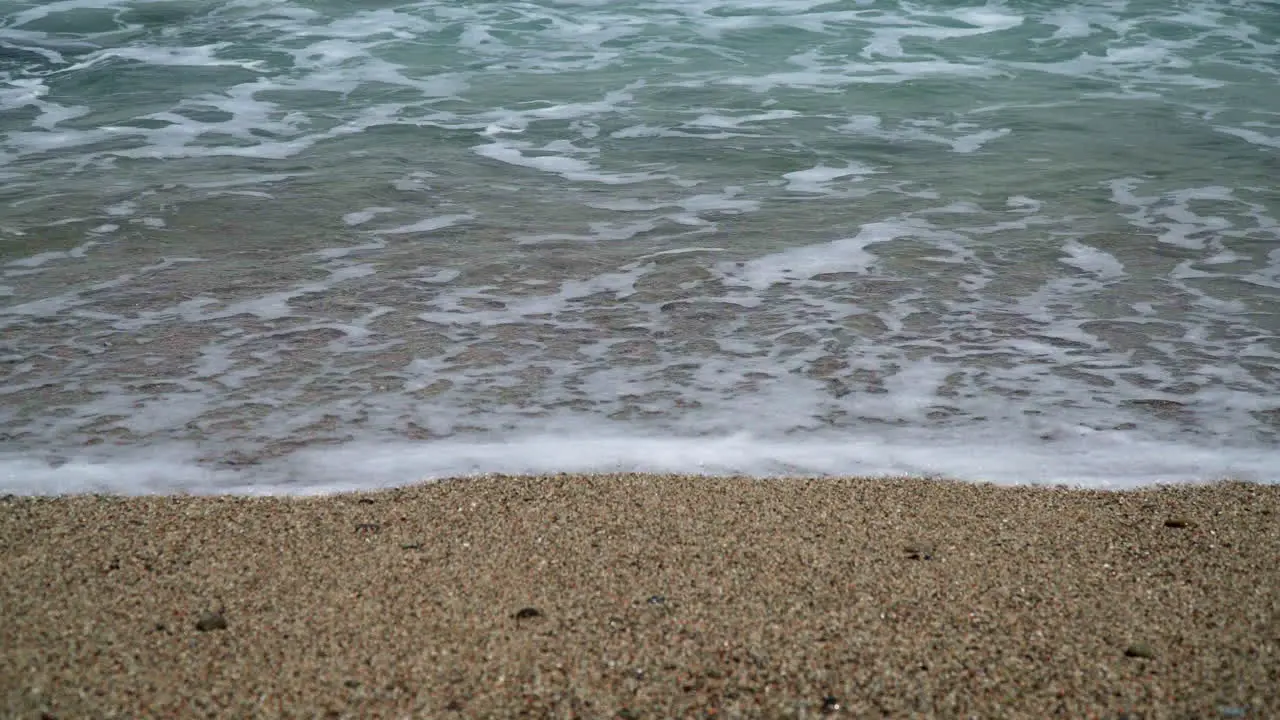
[719,58,996,93]
[0,78,90,129]
[688,109,800,129]
[5,0,134,30]
[66,44,266,72]
[6,241,96,268]
[610,124,747,141]
[835,115,1011,154]
[1215,124,1280,149]
[377,214,473,236]
[722,221,906,290]
[1060,239,1125,279]
[473,141,660,185]
[1041,9,1096,40]
[313,239,387,259]
[2,429,1273,496]
[310,8,436,40]
[861,7,1024,59]
[675,188,760,215]
[782,163,876,193]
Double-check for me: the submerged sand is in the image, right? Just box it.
[2,474,1277,718]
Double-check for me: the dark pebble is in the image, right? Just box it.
[400,542,423,550]
[357,498,375,505]
[195,611,228,632]
[1164,518,1192,529]
[646,595,666,605]
[822,695,841,713]
[354,522,380,534]
[513,607,543,621]
[1124,642,1155,659]
[904,544,934,560]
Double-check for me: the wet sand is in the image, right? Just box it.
[3,474,1277,718]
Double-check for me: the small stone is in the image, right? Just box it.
[400,542,424,550]
[513,607,543,621]
[354,522,380,534]
[357,498,375,505]
[646,595,666,605]
[1124,642,1155,659]
[904,544,934,560]
[1164,518,1193,529]
[195,611,227,632]
[821,695,841,713]
[1218,706,1248,718]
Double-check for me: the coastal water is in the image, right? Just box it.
[2,0,1277,493]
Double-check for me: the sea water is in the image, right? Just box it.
[1,0,1277,493]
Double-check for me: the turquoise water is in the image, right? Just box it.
[1,0,1277,492]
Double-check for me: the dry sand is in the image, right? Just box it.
[2,474,1277,718]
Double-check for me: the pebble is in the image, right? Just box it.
[1124,642,1155,659]
[513,607,543,621]
[1164,518,1193,529]
[904,544,935,560]
[195,611,228,632]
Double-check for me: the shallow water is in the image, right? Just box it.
[2,0,1278,492]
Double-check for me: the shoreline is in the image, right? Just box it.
[4,474,1277,717]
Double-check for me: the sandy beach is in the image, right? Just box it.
[3,474,1277,718]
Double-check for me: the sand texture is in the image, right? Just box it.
[3,475,1278,718]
